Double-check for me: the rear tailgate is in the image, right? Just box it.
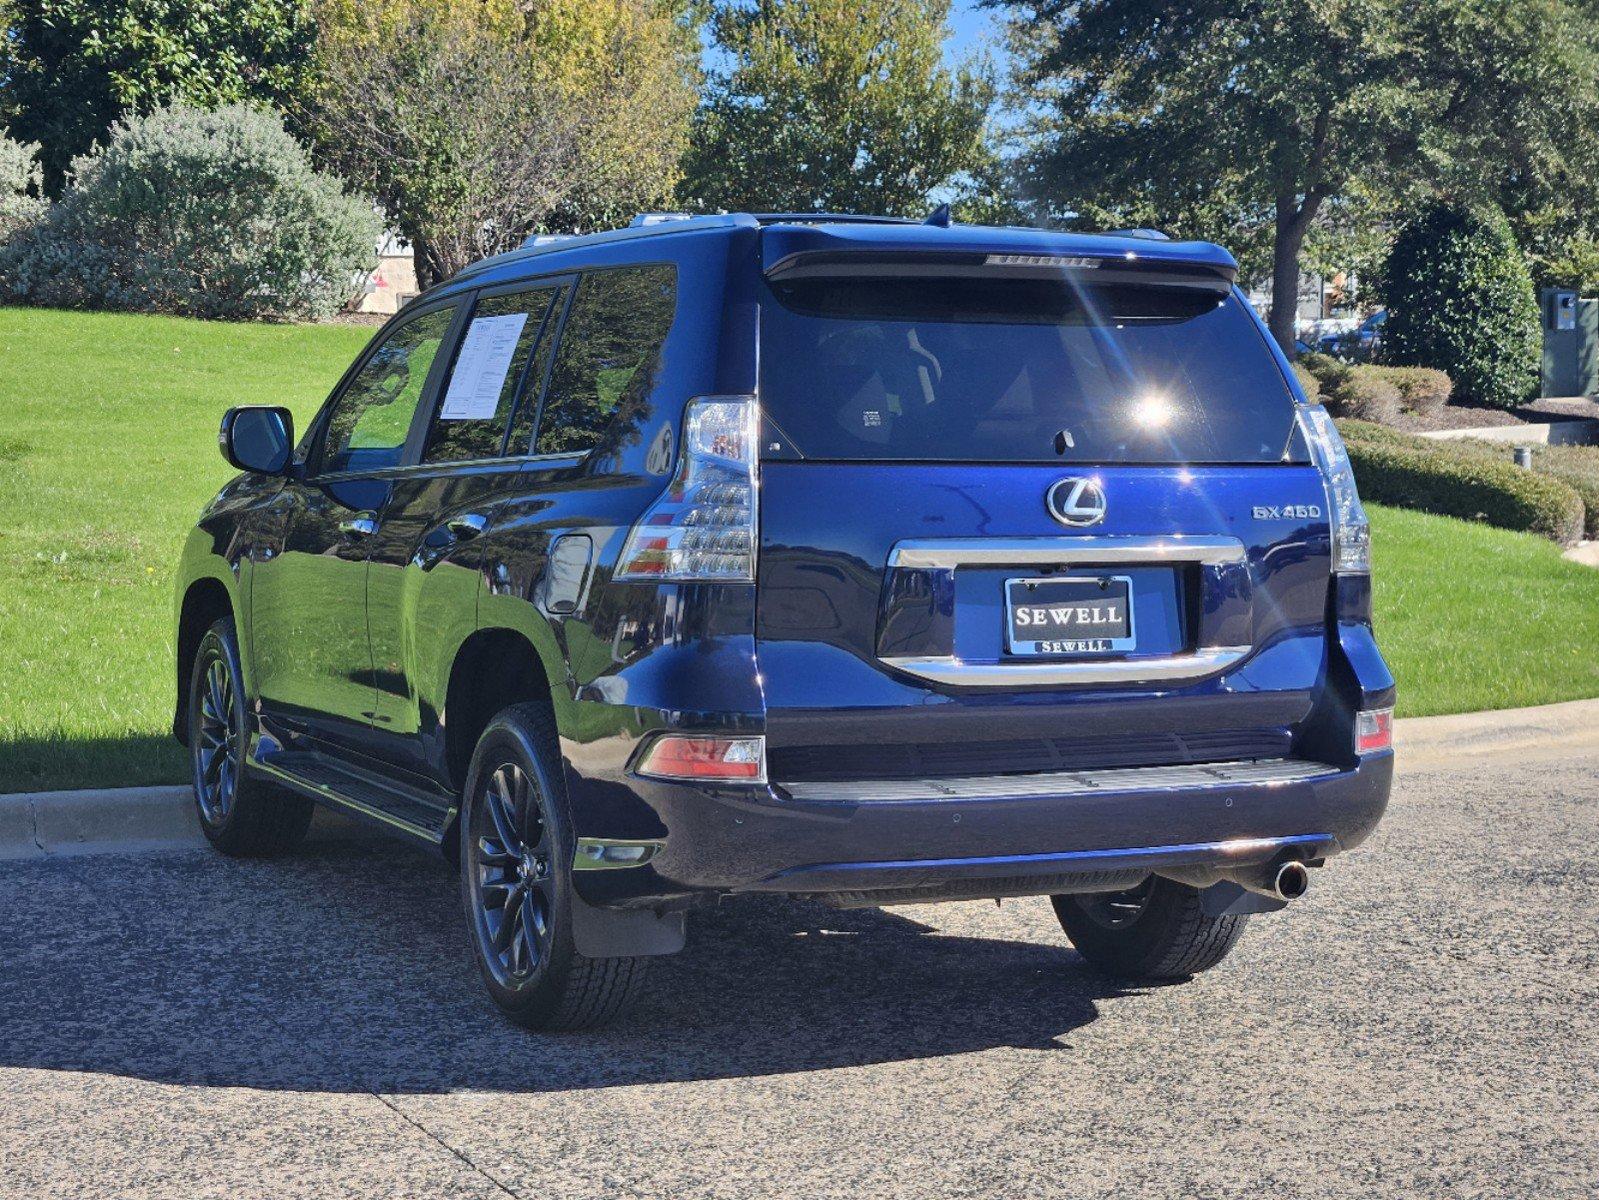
[755,462,1331,782]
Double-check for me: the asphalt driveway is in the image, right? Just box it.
[1,737,1595,1199]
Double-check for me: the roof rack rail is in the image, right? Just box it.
[750,212,916,226]
[1108,228,1172,241]
[629,212,695,227]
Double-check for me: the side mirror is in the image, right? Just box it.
[219,406,294,475]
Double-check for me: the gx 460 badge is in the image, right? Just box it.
[1252,504,1323,520]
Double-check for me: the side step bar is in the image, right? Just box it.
[250,750,454,843]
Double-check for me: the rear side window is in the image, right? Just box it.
[424,286,560,464]
[534,265,677,456]
[320,304,456,474]
[758,273,1302,464]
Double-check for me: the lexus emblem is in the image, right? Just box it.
[1047,477,1107,527]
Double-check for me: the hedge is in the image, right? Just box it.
[1338,421,1586,544]
[1291,362,1320,402]
[1535,446,1599,539]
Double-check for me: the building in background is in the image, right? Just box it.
[355,231,418,315]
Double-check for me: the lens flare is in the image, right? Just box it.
[1130,393,1174,429]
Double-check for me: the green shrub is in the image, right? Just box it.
[1344,438,1583,545]
[1323,365,1401,424]
[1298,351,1351,388]
[1291,362,1320,402]
[0,103,379,321]
[1381,203,1540,410]
[0,135,45,244]
[1370,365,1453,414]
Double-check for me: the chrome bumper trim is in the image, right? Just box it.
[887,534,1248,570]
[778,757,1337,804]
[881,645,1251,688]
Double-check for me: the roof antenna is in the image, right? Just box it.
[923,203,952,228]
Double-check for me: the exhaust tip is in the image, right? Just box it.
[1273,860,1310,901]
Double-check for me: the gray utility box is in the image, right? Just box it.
[1541,288,1598,397]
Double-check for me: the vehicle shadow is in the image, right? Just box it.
[0,831,1140,1094]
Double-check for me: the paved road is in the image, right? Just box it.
[2,743,1596,1199]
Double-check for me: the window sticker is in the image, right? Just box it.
[440,312,530,421]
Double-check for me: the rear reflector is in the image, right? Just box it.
[636,735,767,784]
[1354,707,1394,755]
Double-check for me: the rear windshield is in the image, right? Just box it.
[758,272,1303,464]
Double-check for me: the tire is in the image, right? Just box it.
[188,616,314,857]
[459,701,649,1031]
[1052,876,1249,981]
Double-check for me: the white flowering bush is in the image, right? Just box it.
[1,103,379,321]
[0,135,46,244]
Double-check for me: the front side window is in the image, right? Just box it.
[424,286,561,464]
[535,265,677,457]
[320,305,456,474]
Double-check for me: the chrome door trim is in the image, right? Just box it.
[881,534,1251,688]
[887,534,1247,571]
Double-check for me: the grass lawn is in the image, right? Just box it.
[0,306,1596,791]
[0,308,370,793]
[1368,502,1599,717]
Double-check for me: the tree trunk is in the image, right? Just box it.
[408,230,437,292]
[1268,195,1314,359]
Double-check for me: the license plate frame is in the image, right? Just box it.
[1004,574,1136,656]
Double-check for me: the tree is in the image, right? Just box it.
[684,0,996,216]
[1003,0,1599,356]
[0,0,314,193]
[1381,203,1540,409]
[304,0,697,287]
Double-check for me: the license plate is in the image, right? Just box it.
[1005,575,1135,656]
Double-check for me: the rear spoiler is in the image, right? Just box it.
[763,250,1236,293]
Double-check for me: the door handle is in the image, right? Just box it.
[339,513,379,538]
[446,513,488,540]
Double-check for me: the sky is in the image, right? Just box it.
[700,2,1012,77]
[945,1,1004,66]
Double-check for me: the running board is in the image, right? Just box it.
[250,751,454,843]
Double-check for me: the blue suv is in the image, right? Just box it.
[174,213,1395,1029]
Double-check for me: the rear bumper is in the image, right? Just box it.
[571,750,1393,906]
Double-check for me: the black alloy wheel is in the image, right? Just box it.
[466,761,557,988]
[187,616,313,856]
[192,653,241,827]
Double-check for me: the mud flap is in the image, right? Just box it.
[1199,880,1288,917]
[571,892,687,957]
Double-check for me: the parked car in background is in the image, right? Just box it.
[1320,309,1386,359]
[173,212,1396,1029]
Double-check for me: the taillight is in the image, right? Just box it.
[1354,707,1394,754]
[616,396,758,582]
[1299,405,1371,575]
[636,734,767,783]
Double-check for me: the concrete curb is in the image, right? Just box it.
[0,786,366,861]
[5,698,1599,858]
[0,786,200,861]
[1395,696,1599,768]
